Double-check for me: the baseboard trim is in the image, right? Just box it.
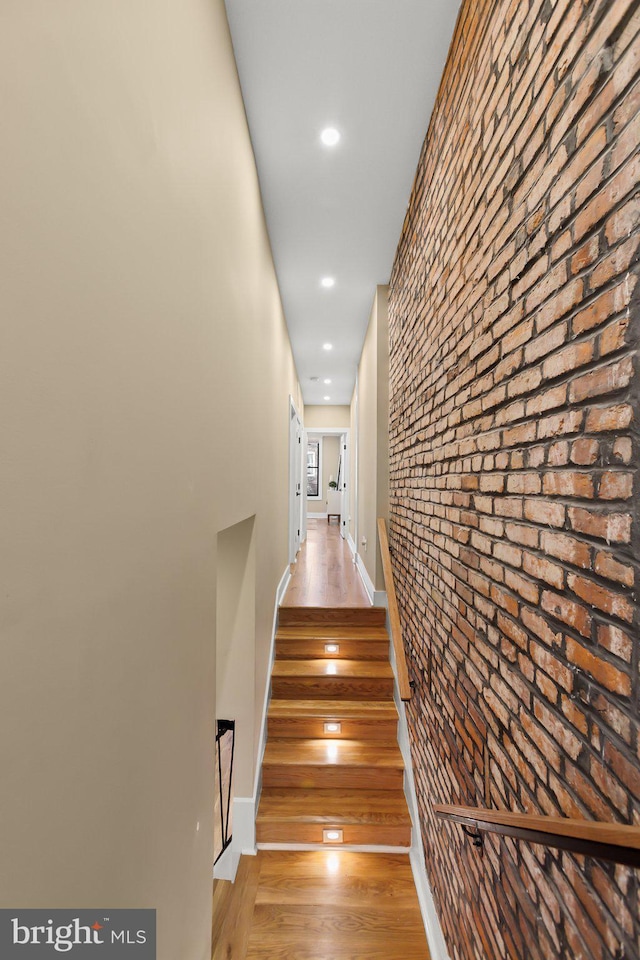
[409,845,450,960]
[355,553,375,604]
[213,843,241,881]
[307,512,327,519]
[392,668,450,960]
[346,532,357,558]
[231,797,257,858]
[234,564,290,862]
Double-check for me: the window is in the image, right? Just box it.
[307,439,321,498]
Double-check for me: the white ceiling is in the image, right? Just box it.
[224,0,462,405]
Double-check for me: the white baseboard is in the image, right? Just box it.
[233,564,290,862]
[275,564,291,608]
[231,796,257,858]
[213,843,241,881]
[390,634,450,960]
[355,553,375,604]
[409,845,450,960]
[346,532,357,557]
[307,512,327,519]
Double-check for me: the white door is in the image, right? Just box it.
[288,400,303,563]
[339,432,349,540]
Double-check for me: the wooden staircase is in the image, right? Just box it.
[257,606,412,849]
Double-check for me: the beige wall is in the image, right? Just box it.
[304,405,351,429]
[353,287,390,590]
[0,4,300,960]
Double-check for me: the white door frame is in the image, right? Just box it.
[302,427,350,541]
[288,397,303,565]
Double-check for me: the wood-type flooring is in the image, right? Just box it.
[212,849,430,960]
[282,519,369,607]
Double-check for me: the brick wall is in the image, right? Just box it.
[388,1,639,958]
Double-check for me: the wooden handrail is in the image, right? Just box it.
[434,803,640,868]
[377,518,411,701]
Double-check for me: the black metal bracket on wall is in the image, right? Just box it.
[462,824,484,854]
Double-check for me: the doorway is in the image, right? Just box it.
[303,427,350,541]
[288,397,303,564]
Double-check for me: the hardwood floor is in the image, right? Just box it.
[212,850,430,960]
[282,520,370,607]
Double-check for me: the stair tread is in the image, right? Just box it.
[272,659,393,679]
[263,739,404,768]
[258,789,411,824]
[268,699,398,720]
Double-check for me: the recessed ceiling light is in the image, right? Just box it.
[325,643,339,653]
[324,721,341,734]
[320,127,340,147]
[323,379,332,384]
[321,277,335,288]
[323,343,333,351]
[323,396,331,401]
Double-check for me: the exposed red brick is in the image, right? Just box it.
[565,639,631,695]
[541,531,591,569]
[567,572,634,623]
[594,551,634,587]
[541,591,591,637]
[387,3,640,958]
[568,507,632,543]
[598,471,633,500]
[597,623,633,662]
[542,471,594,499]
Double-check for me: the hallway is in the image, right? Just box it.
[212,522,430,959]
[282,519,370,608]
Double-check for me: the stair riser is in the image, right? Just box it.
[267,718,398,740]
[271,678,394,700]
[276,641,389,660]
[255,823,411,846]
[278,607,386,627]
[262,766,403,790]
